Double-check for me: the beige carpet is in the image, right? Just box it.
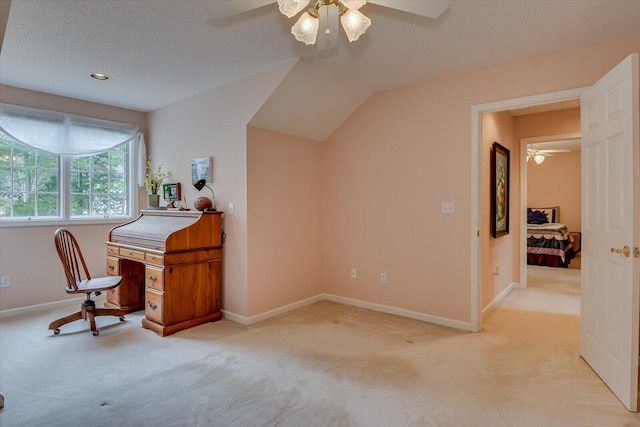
[509,262,582,318]
[527,265,581,296]
[568,253,582,270]
[1,290,638,426]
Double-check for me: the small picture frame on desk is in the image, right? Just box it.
[163,183,181,202]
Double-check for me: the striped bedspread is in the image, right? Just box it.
[527,223,575,263]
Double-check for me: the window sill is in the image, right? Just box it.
[0,216,134,228]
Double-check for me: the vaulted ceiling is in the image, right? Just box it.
[1,0,639,140]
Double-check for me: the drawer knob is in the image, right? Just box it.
[149,302,157,311]
[108,264,115,271]
[149,275,157,282]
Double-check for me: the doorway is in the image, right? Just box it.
[471,54,639,412]
[470,87,585,332]
[521,130,582,317]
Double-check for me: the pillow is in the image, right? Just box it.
[527,210,549,224]
[528,206,559,223]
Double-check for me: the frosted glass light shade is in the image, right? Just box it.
[340,9,371,42]
[534,154,545,164]
[278,0,311,18]
[291,11,319,45]
[341,0,367,10]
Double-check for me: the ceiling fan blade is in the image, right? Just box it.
[367,0,450,19]
[207,0,276,21]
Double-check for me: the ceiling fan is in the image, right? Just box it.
[526,146,571,164]
[208,0,450,50]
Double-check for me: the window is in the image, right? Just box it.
[0,132,132,221]
[70,144,129,217]
[0,132,59,218]
[0,103,143,224]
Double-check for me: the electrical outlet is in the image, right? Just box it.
[380,272,388,284]
[1,276,10,288]
[351,268,357,279]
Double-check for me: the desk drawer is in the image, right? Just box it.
[107,285,120,305]
[106,245,119,255]
[119,248,145,261]
[145,266,164,291]
[145,289,163,324]
[145,253,164,265]
[106,256,119,275]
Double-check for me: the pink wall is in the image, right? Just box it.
[0,85,147,311]
[147,61,295,319]
[322,85,473,320]
[3,34,639,327]
[247,127,324,315]
[321,34,639,324]
[515,108,581,232]
[481,112,518,309]
[527,151,581,231]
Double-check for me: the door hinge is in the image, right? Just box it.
[635,247,640,258]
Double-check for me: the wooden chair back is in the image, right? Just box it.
[54,228,91,292]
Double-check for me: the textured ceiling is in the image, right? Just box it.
[1,0,639,140]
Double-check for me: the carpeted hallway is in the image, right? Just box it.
[1,271,638,426]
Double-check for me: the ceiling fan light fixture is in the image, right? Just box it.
[278,0,311,18]
[209,0,449,49]
[340,8,371,42]
[291,9,320,45]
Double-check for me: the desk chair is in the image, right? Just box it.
[49,228,125,336]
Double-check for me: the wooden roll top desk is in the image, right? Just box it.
[105,210,223,336]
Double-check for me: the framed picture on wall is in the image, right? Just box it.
[491,141,510,238]
[191,157,212,183]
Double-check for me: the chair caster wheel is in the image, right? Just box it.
[93,330,99,336]
[119,316,125,321]
[54,328,60,335]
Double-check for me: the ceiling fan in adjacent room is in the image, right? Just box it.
[526,146,571,164]
[208,0,450,50]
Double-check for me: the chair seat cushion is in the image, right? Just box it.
[70,276,122,293]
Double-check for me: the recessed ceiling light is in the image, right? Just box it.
[90,73,110,80]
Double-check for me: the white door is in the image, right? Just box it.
[580,53,639,411]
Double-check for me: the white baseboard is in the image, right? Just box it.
[224,293,473,331]
[220,309,248,325]
[322,294,473,331]
[0,294,106,320]
[223,294,325,326]
[481,282,518,322]
[4,292,473,333]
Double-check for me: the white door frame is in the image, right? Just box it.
[470,87,586,332]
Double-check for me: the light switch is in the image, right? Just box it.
[228,203,235,215]
[442,202,454,214]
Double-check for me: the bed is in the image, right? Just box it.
[527,206,576,268]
